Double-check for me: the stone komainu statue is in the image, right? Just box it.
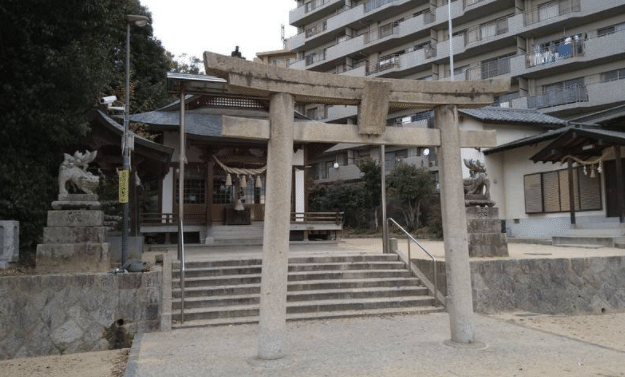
[463,158,490,197]
[59,151,100,195]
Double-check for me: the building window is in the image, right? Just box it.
[313,161,334,180]
[354,149,370,163]
[213,176,233,205]
[598,22,625,37]
[175,178,205,204]
[603,68,625,82]
[538,1,559,21]
[523,167,602,214]
[385,149,408,171]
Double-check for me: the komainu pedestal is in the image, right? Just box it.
[37,194,110,273]
[466,204,509,257]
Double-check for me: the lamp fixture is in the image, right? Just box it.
[126,14,150,27]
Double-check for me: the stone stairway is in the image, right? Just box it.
[171,254,442,329]
[552,225,625,248]
[210,223,264,246]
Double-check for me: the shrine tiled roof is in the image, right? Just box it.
[460,107,568,127]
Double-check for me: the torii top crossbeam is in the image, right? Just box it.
[203,52,510,148]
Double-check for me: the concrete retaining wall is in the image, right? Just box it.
[414,256,625,315]
[0,268,162,360]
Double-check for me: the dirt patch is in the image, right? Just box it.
[0,349,129,377]
[491,311,625,352]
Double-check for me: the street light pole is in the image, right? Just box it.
[448,0,454,80]
[122,14,150,267]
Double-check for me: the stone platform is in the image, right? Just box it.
[36,195,110,273]
[466,206,508,257]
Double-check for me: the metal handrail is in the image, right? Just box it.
[386,217,439,306]
[178,219,186,324]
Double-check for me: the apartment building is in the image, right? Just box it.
[286,0,625,185]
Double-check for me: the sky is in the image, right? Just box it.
[140,0,297,62]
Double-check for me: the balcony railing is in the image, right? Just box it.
[527,39,584,68]
[364,0,396,13]
[524,0,581,26]
[364,21,400,44]
[366,54,400,76]
[304,0,334,13]
[528,84,588,109]
[306,21,328,38]
[305,50,327,66]
[480,55,512,79]
[465,16,509,45]
[464,0,488,7]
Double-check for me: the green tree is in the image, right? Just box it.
[0,0,173,260]
[386,163,435,231]
[168,53,205,74]
[308,184,366,227]
[356,158,381,227]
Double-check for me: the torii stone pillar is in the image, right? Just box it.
[435,104,475,343]
[257,93,295,361]
[202,51,510,360]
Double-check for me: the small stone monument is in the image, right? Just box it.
[463,159,508,257]
[0,220,19,269]
[36,151,111,272]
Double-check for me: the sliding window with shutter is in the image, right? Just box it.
[524,166,601,214]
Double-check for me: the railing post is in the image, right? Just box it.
[178,219,185,324]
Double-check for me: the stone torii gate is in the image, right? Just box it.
[203,52,510,363]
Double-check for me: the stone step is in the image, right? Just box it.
[171,306,444,329]
[212,239,263,246]
[287,269,412,281]
[552,236,625,248]
[181,254,399,269]
[287,254,399,264]
[172,277,421,298]
[172,286,428,309]
[172,296,436,322]
[173,261,406,278]
[173,269,412,288]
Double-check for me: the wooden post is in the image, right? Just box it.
[615,146,625,223]
[568,160,576,226]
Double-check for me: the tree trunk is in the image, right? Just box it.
[415,200,421,229]
[374,207,379,228]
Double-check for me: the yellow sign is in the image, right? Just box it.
[118,170,129,203]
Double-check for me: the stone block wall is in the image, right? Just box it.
[0,268,162,360]
[471,256,625,314]
[413,256,625,315]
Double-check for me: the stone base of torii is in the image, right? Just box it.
[202,52,510,363]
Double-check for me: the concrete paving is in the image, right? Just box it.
[124,312,625,376]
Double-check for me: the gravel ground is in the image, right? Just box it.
[0,349,128,377]
[3,313,623,376]
[3,238,624,376]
